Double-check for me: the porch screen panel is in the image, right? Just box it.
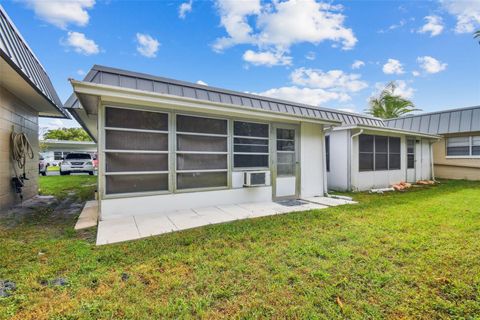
[104,107,169,195]
[176,115,228,190]
[388,137,401,170]
[233,121,269,169]
[359,134,402,172]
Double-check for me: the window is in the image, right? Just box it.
[176,115,228,190]
[104,107,169,195]
[359,134,402,172]
[407,138,415,169]
[233,121,269,169]
[54,151,63,161]
[325,136,330,172]
[447,136,480,157]
[276,128,295,176]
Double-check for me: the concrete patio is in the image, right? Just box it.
[95,197,357,245]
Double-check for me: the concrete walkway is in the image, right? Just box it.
[96,197,356,245]
[74,200,98,230]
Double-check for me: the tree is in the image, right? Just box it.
[43,128,92,141]
[366,81,420,119]
[475,30,480,43]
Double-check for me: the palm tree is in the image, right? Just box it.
[366,81,420,119]
[475,30,480,43]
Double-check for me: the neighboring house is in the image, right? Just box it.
[65,65,393,221]
[386,106,480,180]
[40,139,97,165]
[326,124,439,191]
[0,5,68,210]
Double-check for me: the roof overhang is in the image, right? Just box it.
[67,80,343,141]
[0,50,68,119]
[333,124,441,140]
[40,139,96,151]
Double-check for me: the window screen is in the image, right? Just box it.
[104,107,169,195]
[407,139,415,169]
[106,107,168,131]
[359,134,402,172]
[473,136,480,156]
[359,135,374,171]
[176,114,228,190]
[447,137,470,156]
[233,121,269,169]
[276,128,295,176]
[325,136,330,172]
[106,174,168,194]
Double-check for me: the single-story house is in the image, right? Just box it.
[386,106,480,180]
[0,5,68,210]
[40,139,97,165]
[64,65,396,220]
[65,65,439,221]
[326,124,439,191]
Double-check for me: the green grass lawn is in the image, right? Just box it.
[0,178,479,319]
[46,165,59,171]
[38,175,96,201]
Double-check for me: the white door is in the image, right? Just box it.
[274,126,299,199]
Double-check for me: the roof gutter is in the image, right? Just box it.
[336,124,441,140]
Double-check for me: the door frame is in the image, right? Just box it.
[271,123,300,200]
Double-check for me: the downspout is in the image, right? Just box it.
[349,129,364,191]
[429,140,436,181]
[322,126,333,197]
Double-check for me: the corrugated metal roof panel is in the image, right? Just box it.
[386,105,480,134]
[64,65,398,128]
[0,5,66,117]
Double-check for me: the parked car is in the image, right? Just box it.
[39,155,48,176]
[60,153,95,175]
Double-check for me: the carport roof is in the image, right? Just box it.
[64,64,386,127]
[385,105,480,135]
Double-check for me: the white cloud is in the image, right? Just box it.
[418,15,444,36]
[259,86,350,106]
[338,107,358,113]
[23,0,95,29]
[305,51,316,60]
[417,56,447,74]
[290,68,368,92]
[441,0,480,33]
[351,60,365,69]
[179,0,193,19]
[196,80,208,86]
[382,58,404,74]
[412,70,420,77]
[63,32,99,55]
[373,80,415,99]
[256,67,367,107]
[136,33,160,58]
[213,0,356,65]
[77,69,86,76]
[243,49,292,66]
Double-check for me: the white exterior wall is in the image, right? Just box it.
[299,122,325,198]
[327,130,350,191]
[349,131,434,191]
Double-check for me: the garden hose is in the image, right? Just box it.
[10,130,34,184]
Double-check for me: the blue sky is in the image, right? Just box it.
[2,0,480,132]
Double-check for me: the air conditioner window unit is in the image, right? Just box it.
[244,171,267,187]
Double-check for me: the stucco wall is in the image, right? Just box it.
[0,86,39,212]
[433,135,480,180]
